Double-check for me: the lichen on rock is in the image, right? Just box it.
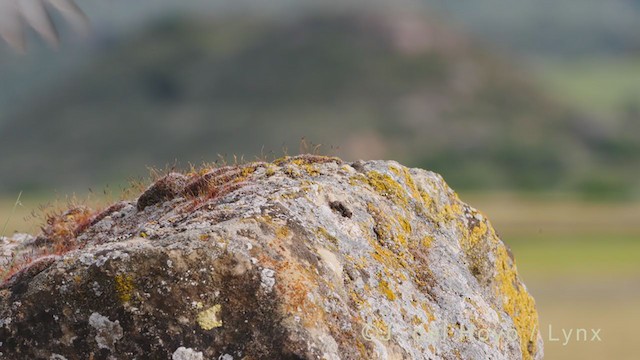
[172,346,204,360]
[88,312,124,351]
[196,304,223,330]
[0,155,543,359]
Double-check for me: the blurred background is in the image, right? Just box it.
[1,0,639,358]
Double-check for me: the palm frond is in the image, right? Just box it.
[0,0,88,52]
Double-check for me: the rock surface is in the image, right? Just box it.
[0,155,543,359]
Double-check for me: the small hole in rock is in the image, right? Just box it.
[329,201,352,218]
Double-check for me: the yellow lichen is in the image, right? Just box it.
[396,233,408,248]
[397,217,412,247]
[447,324,455,338]
[392,166,423,205]
[367,203,393,241]
[378,279,396,301]
[367,203,415,266]
[349,174,366,187]
[461,219,488,252]
[350,289,367,309]
[317,227,339,246]
[398,216,412,234]
[494,246,539,360]
[460,211,539,359]
[197,304,223,330]
[421,302,436,323]
[364,171,408,206]
[265,166,276,177]
[114,274,134,303]
[289,160,321,176]
[273,156,289,165]
[389,166,402,177]
[442,203,463,222]
[356,341,368,358]
[283,166,301,178]
[240,165,256,179]
[419,189,433,208]
[371,241,408,270]
[421,236,434,248]
[305,165,320,176]
[275,226,290,239]
[372,317,391,340]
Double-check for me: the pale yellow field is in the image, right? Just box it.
[0,191,119,236]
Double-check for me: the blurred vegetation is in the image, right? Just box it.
[536,57,640,117]
[0,9,638,199]
[426,0,640,57]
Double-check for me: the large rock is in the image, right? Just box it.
[0,155,543,359]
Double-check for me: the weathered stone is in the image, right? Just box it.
[0,155,543,359]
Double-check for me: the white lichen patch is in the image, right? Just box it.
[0,233,35,267]
[317,248,343,278]
[260,268,276,292]
[92,281,102,296]
[91,249,131,267]
[0,317,11,328]
[88,312,123,351]
[172,346,204,360]
[191,301,204,309]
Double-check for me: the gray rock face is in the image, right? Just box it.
[0,155,543,359]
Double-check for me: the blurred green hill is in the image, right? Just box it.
[426,0,640,57]
[0,10,638,197]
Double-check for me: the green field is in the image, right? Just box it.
[2,192,639,359]
[536,57,640,117]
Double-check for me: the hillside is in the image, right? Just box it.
[426,0,640,57]
[0,10,638,197]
